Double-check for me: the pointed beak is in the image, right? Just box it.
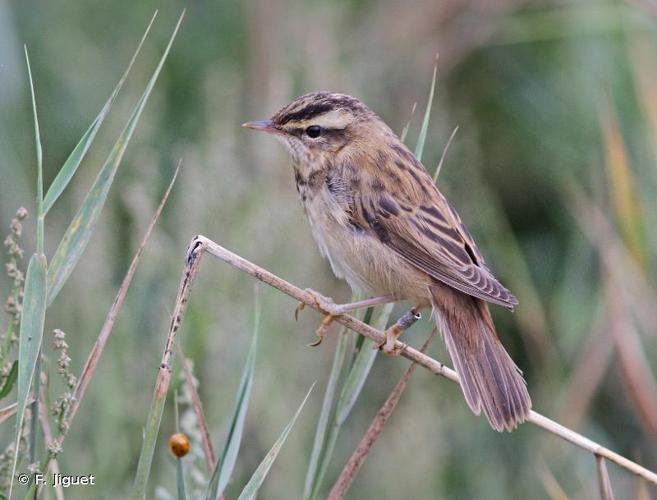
[241,119,277,133]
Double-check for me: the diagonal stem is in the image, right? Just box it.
[182,234,657,487]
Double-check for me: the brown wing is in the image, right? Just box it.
[343,156,518,310]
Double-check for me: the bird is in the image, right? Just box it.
[243,91,531,431]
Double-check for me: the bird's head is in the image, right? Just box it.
[243,92,387,166]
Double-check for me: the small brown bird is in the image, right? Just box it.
[243,92,531,431]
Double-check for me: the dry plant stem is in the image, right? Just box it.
[176,235,657,486]
[0,402,19,424]
[133,231,205,496]
[328,331,436,500]
[176,342,216,470]
[596,455,615,500]
[38,391,64,500]
[147,236,204,414]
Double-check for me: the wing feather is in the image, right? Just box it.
[343,156,518,310]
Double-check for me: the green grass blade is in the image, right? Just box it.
[24,45,45,468]
[335,303,393,425]
[303,326,351,499]
[24,47,44,255]
[433,125,459,183]
[46,11,184,306]
[309,419,339,500]
[236,383,315,500]
[309,305,391,500]
[206,296,259,500]
[176,457,187,500]
[42,11,158,216]
[414,62,437,162]
[334,340,378,426]
[0,361,18,400]
[399,102,417,143]
[8,253,47,499]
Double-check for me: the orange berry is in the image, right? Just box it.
[169,432,190,458]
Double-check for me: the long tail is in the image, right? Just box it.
[430,284,531,431]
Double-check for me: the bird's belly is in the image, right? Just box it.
[303,193,430,301]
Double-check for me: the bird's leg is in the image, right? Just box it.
[378,307,422,356]
[296,290,396,347]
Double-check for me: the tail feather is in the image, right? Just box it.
[430,284,531,431]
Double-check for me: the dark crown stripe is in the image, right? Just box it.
[277,102,335,125]
[274,92,367,125]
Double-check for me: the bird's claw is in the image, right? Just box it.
[307,313,335,347]
[294,302,305,321]
[295,289,339,347]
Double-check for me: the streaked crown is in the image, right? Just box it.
[271,91,372,129]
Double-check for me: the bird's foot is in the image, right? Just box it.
[376,308,422,356]
[377,324,407,356]
[307,314,335,347]
[296,289,339,347]
[295,288,337,321]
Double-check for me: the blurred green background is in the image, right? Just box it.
[2,0,657,498]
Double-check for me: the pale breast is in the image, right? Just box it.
[299,171,430,301]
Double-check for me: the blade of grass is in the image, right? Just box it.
[24,47,45,468]
[24,47,44,254]
[42,11,158,216]
[302,324,352,500]
[399,102,417,143]
[236,383,315,500]
[335,303,393,426]
[174,393,188,500]
[206,292,259,500]
[0,361,18,400]
[176,456,188,500]
[46,11,184,305]
[328,332,434,499]
[57,165,179,447]
[414,58,438,161]
[629,33,657,164]
[309,304,391,500]
[115,16,186,499]
[9,253,47,499]
[599,99,647,267]
[433,125,459,182]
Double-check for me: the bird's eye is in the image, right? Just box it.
[305,125,322,138]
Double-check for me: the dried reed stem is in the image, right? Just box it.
[596,455,615,500]
[183,234,657,486]
[176,343,216,470]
